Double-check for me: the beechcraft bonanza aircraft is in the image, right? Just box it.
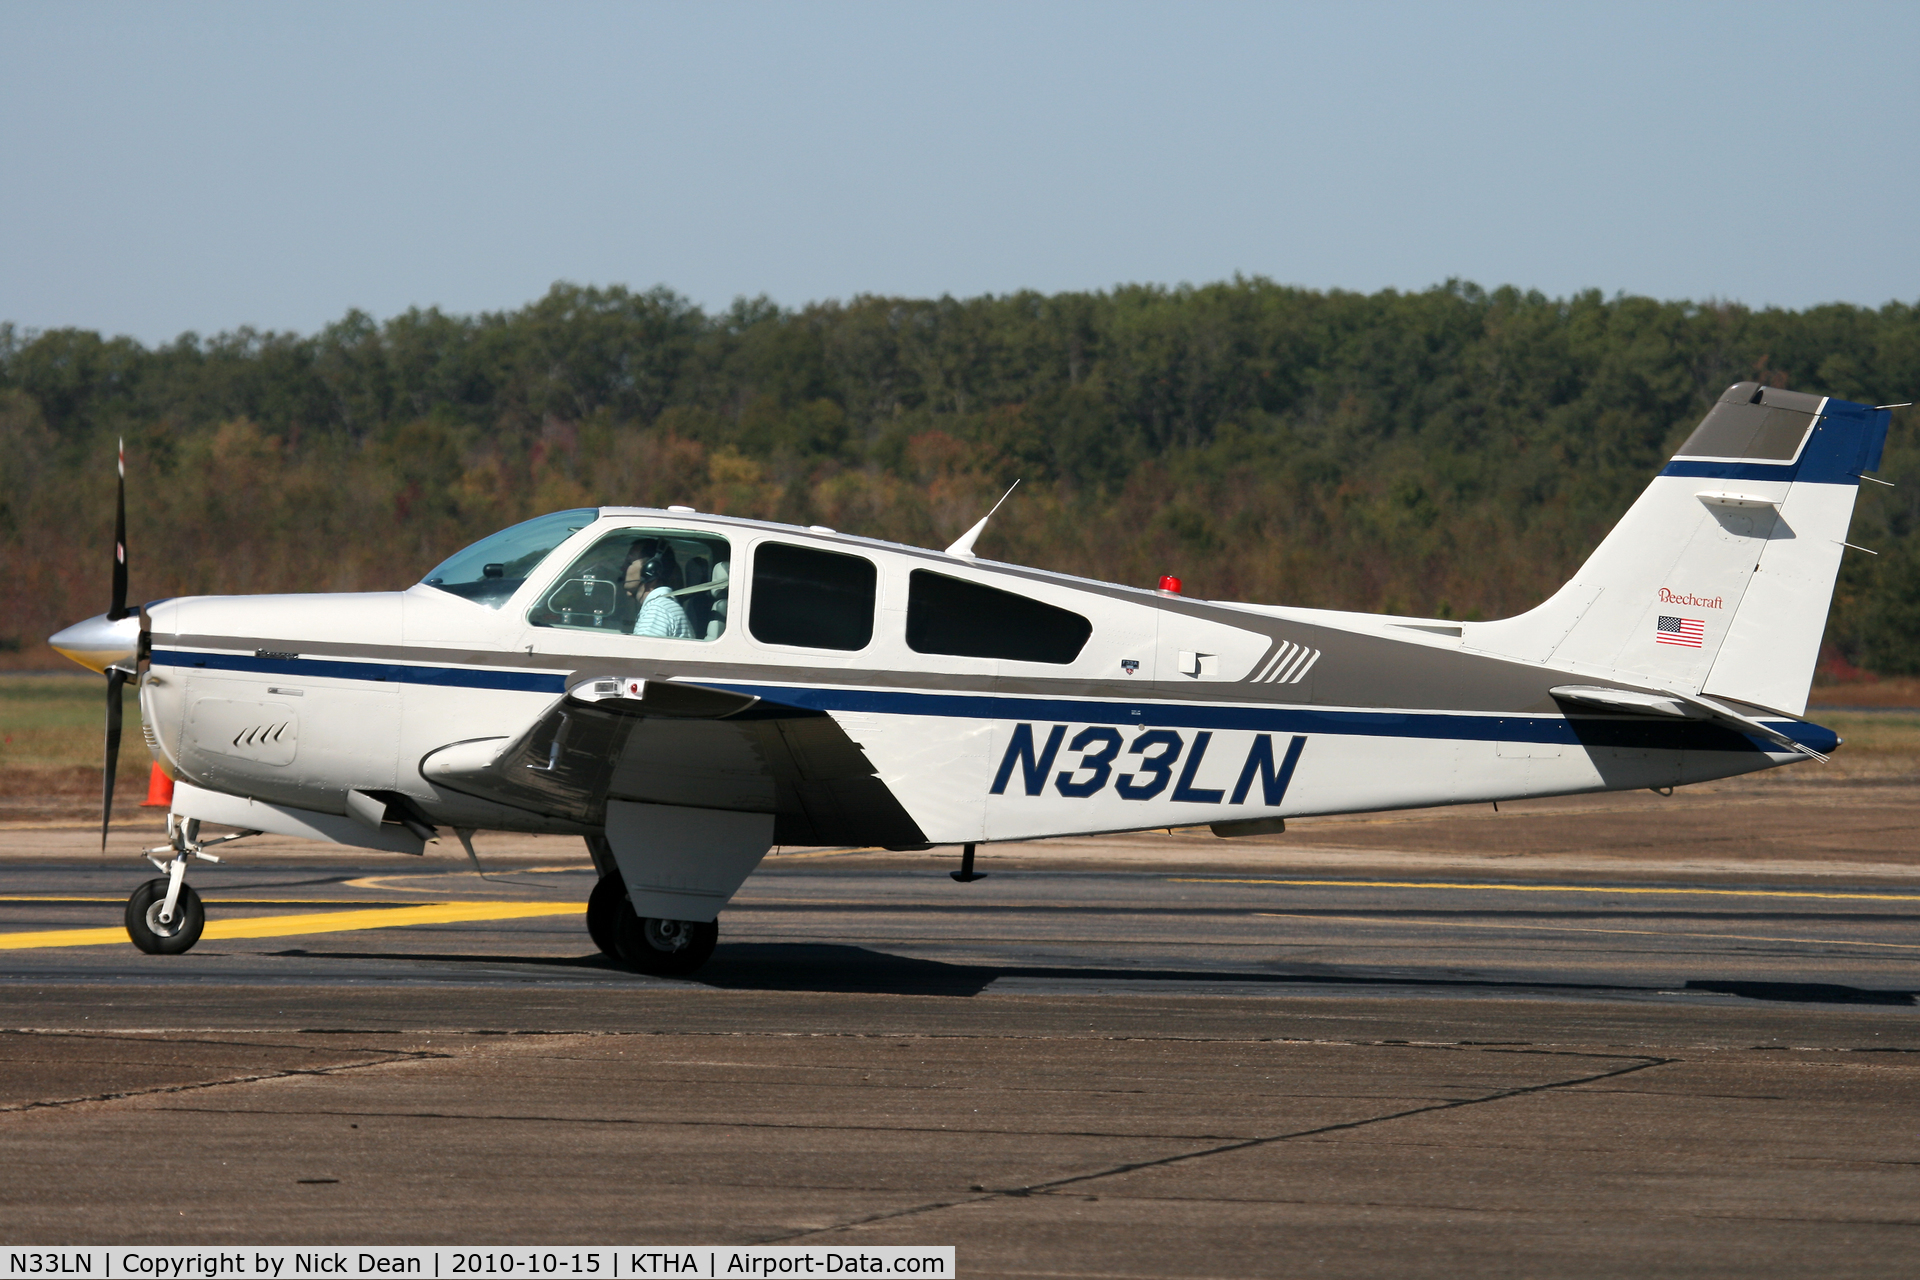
[47,381,1896,974]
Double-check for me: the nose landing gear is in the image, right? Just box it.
[124,815,258,955]
[126,876,204,954]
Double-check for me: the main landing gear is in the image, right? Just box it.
[124,816,258,955]
[584,872,718,977]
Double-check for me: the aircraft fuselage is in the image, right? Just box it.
[132,508,1828,853]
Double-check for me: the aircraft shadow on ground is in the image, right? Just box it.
[274,944,1918,1005]
[703,945,1920,1004]
[1682,979,1916,1006]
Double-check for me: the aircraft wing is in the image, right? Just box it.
[419,677,932,845]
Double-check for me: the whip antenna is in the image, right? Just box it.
[944,479,1021,559]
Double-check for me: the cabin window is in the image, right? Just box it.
[421,508,597,608]
[749,542,876,651]
[527,528,733,639]
[906,569,1092,664]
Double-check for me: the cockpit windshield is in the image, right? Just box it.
[420,509,598,608]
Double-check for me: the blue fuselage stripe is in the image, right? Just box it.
[702,682,1837,756]
[149,649,1838,755]
[151,647,567,693]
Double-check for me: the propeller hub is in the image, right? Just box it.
[49,612,141,675]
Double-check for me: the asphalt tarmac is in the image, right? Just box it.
[2,787,1918,1275]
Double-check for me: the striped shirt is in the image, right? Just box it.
[632,586,693,638]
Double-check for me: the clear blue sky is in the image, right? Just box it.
[3,1,1916,346]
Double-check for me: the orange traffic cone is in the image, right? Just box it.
[140,761,174,807]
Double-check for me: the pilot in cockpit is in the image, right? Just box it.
[622,538,680,590]
[630,555,695,638]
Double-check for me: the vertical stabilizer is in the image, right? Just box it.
[1465,382,1891,715]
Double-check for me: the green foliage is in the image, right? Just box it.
[2,281,1917,672]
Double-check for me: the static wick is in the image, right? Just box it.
[944,479,1022,559]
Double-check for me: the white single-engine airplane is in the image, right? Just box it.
[48,382,1893,974]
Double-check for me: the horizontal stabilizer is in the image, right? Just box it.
[1684,692,1831,764]
[1550,685,1691,718]
[1549,684,1829,763]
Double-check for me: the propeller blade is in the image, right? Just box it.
[109,439,128,621]
[102,667,125,851]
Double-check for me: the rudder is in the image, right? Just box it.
[1466,382,1892,715]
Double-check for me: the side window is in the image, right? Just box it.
[906,569,1092,664]
[749,542,876,651]
[527,528,733,640]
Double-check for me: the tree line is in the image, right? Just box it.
[3,278,1917,674]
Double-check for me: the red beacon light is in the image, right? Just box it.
[1157,575,1183,594]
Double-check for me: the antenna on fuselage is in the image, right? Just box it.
[944,479,1021,559]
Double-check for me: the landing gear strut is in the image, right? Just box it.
[124,815,257,955]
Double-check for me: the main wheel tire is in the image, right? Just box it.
[613,912,718,977]
[585,875,626,958]
[125,878,205,955]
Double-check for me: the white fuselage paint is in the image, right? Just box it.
[138,510,1815,850]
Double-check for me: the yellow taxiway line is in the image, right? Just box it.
[1173,878,1920,904]
[0,900,585,950]
[0,897,429,905]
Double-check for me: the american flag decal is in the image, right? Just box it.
[1656,615,1706,647]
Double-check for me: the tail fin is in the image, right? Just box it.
[1466,382,1892,715]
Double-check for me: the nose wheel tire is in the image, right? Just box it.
[585,874,626,958]
[125,878,205,955]
[613,912,718,976]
